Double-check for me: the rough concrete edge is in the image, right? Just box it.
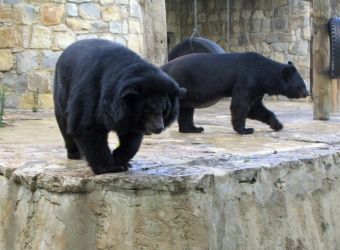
[0,144,338,194]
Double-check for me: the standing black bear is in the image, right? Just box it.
[54,39,186,174]
[161,52,309,134]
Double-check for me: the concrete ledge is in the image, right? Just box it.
[1,101,340,249]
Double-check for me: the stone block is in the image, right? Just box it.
[54,32,76,49]
[79,3,100,20]
[120,5,129,18]
[66,18,90,30]
[99,0,114,5]
[130,0,141,18]
[251,19,262,33]
[68,0,91,3]
[266,33,280,43]
[271,52,285,63]
[127,34,142,54]
[1,72,27,94]
[109,21,122,34]
[271,42,288,52]
[0,27,22,48]
[102,5,121,21]
[273,17,287,30]
[22,5,39,25]
[249,33,266,43]
[66,3,78,17]
[128,18,141,34]
[255,42,272,53]
[272,0,287,8]
[288,15,310,30]
[0,6,11,22]
[30,26,52,49]
[115,0,129,4]
[41,4,65,26]
[252,10,264,19]
[208,14,219,22]
[18,93,53,110]
[90,21,108,32]
[279,32,297,42]
[0,49,13,71]
[42,50,62,69]
[27,72,53,93]
[77,34,98,40]
[302,27,311,41]
[261,18,272,32]
[16,51,39,73]
[288,40,309,56]
[51,24,68,32]
[3,0,22,4]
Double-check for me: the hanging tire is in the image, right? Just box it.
[168,37,225,61]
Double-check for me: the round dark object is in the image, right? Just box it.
[168,37,225,61]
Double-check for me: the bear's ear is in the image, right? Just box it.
[174,87,187,97]
[281,65,296,80]
[121,88,139,101]
[288,61,293,65]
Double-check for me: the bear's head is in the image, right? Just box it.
[279,61,309,99]
[102,71,186,135]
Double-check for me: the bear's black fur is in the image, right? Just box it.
[54,39,186,174]
[161,52,309,134]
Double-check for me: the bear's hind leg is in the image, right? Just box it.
[178,107,204,133]
[55,115,81,159]
[248,100,283,131]
[113,131,144,167]
[75,130,128,174]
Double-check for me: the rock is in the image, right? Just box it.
[109,21,122,34]
[41,4,65,26]
[30,26,52,49]
[0,49,13,71]
[66,18,90,30]
[130,0,141,18]
[1,72,27,94]
[0,6,11,22]
[128,18,141,34]
[27,71,53,93]
[289,40,309,56]
[89,21,108,32]
[0,26,22,48]
[42,50,62,69]
[102,5,121,21]
[54,32,76,49]
[66,3,78,17]
[79,3,101,20]
[271,42,289,52]
[16,51,39,73]
[22,5,39,25]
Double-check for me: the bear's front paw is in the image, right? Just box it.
[92,163,129,175]
[270,121,283,131]
[179,126,204,133]
[236,128,254,135]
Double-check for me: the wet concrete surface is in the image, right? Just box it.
[0,100,339,191]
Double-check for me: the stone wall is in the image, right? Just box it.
[166,0,312,92]
[0,0,167,109]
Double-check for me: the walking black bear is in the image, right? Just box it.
[161,52,309,134]
[54,39,186,174]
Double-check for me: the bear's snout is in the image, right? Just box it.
[299,88,309,98]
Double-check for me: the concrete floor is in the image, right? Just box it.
[0,100,340,184]
[1,100,340,250]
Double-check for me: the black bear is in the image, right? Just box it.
[161,52,309,134]
[54,39,186,174]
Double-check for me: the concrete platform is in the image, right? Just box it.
[0,100,340,250]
